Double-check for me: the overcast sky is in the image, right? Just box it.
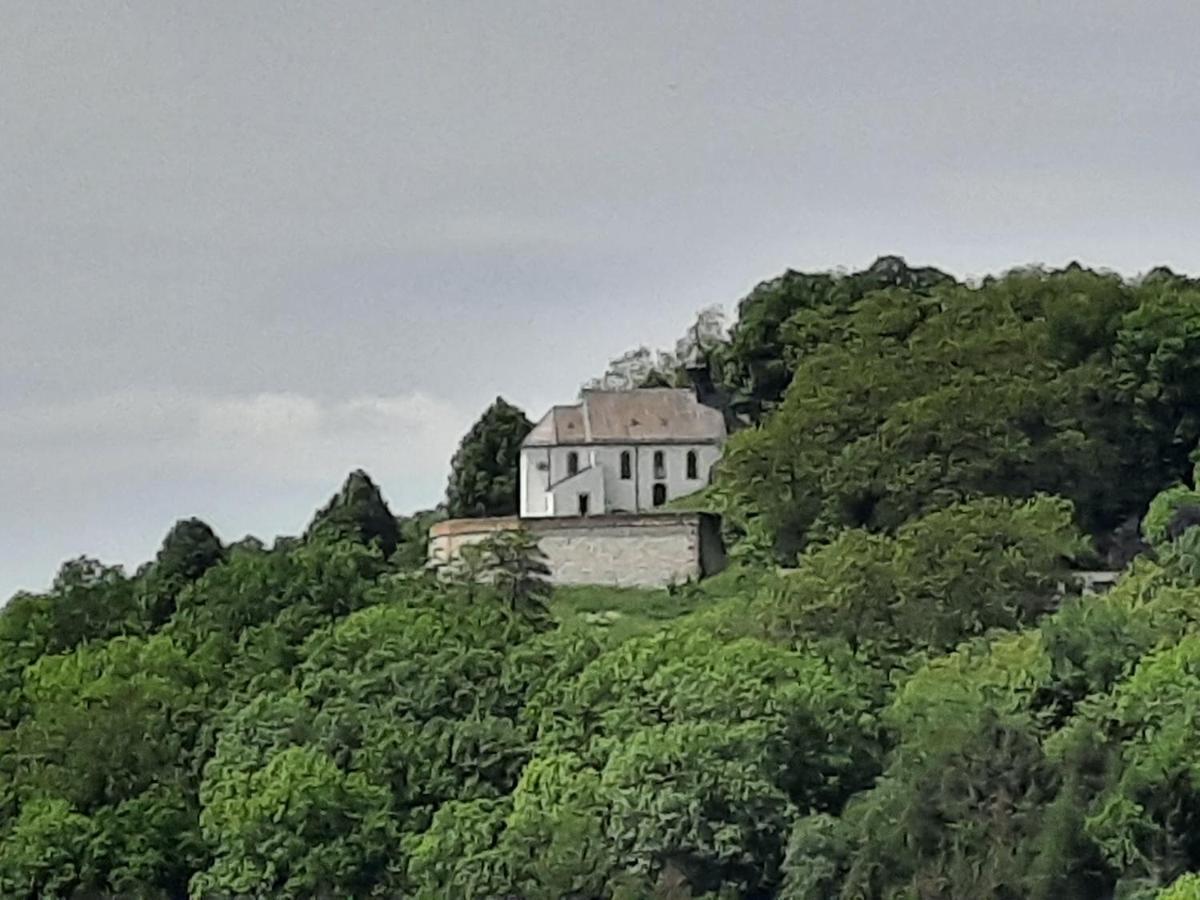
[3,1,1199,597]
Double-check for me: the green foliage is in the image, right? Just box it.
[193,744,393,898]
[763,496,1084,658]
[305,468,400,557]
[445,396,532,518]
[3,632,212,895]
[814,632,1098,900]
[454,528,553,624]
[778,814,853,900]
[551,583,706,642]
[1160,874,1200,900]
[0,558,138,727]
[1143,483,1200,548]
[718,256,953,422]
[1066,633,1200,885]
[714,263,1186,559]
[153,517,225,583]
[139,517,225,626]
[1114,286,1200,479]
[0,798,95,900]
[12,258,1200,898]
[393,506,445,569]
[506,627,878,894]
[798,545,1200,900]
[0,498,1179,897]
[404,797,512,898]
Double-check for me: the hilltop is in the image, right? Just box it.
[7,258,1200,898]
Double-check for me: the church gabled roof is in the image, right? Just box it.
[522,405,586,446]
[522,389,726,447]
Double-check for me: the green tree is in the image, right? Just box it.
[455,529,553,624]
[404,798,513,898]
[717,265,1159,557]
[165,538,388,691]
[153,517,225,583]
[14,256,1200,900]
[828,632,1102,900]
[1068,633,1200,890]
[305,469,400,557]
[1143,481,1200,548]
[1114,286,1200,482]
[139,517,225,626]
[0,798,95,900]
[0,632,213,897]
[193,745,393,898]
[0,558,137,727]
[1160,874,1200,900]
[445,397,532,518]
[762,496,1084,658]
[719,255,953,423]
[394,507,446,569]
[502,625,877,896]
[192,574,550,897]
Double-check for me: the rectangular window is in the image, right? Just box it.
[578,493,590,516]
[686,450,698,480]
[653,450,665,480]
[620,450,632,480]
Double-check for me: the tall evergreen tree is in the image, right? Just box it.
[154,518,225,584]
[138,518,226,627]
[446,398,532,518]
[305,470,399,556]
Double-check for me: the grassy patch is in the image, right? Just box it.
[550,568,768,642]
[551,584,703,642]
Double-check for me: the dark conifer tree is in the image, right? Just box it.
[446,397,532,518]
[305,469,400,556]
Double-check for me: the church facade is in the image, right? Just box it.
[519,388,726,518]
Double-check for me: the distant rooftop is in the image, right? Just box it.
[523,388,726,446]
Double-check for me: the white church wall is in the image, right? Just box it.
[589,445,638,512]
[520,446,552,517]
[548,464,606,517]
[633,443,721,510]
[521,442,721,517]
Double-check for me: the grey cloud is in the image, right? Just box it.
[0,388,473,593]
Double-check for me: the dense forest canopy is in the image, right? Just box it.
[7,258,1200,898]
[592,258,1200,566]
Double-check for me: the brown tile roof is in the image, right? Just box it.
[523,389,725,446]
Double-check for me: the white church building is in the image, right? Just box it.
[519,388,727,518]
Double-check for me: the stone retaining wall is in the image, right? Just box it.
[428,512,726,588]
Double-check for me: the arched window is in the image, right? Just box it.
[653,450,665,480]
[686,450,698,480]
[566,451,579,477]
[620,450,632,480]
[652,483,667,507]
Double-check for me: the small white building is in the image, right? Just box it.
[519,388,726,518]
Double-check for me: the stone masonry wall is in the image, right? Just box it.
[428,513,724,589]
[537,522,699,588]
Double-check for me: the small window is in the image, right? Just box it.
[686,450,698,480]
[652,484,667,507]
[620,450,632,480]
[653,450,665,480]
[567,451,579,477]
[578,493,590,516]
